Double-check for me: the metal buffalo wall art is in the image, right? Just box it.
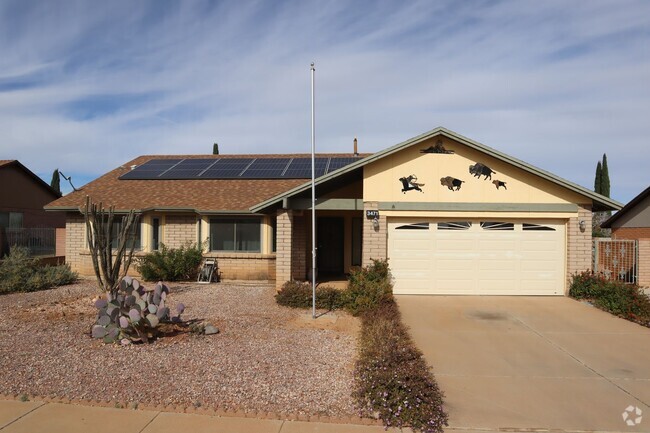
[492,180,507,190]
[420,140,454,154]
[440,176,464,191]
[469,163,496,180]
[399,175,425,193]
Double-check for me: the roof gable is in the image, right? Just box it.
[0,160,61,199]
[602,186,650,228]
[250,127,622,212]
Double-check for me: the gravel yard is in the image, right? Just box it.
[0,281,359,417]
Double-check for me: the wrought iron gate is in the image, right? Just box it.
[593,239,638,284]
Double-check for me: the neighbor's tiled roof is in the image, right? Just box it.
[46,154,366,213]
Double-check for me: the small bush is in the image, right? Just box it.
[136,242,203,281]
[569,270,609,299]
[275,280,346,311]
[0,246,77,294]
[569,271,650,327]
[344,259,393,316]
[355,300,448,432]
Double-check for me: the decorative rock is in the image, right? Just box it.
[204,325,219,335]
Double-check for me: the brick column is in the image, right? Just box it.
[66,213,86,274]
[638,240,650,288]
[362,201,387,267]
[566,205,593,291]
[291,214,307,280]
[275,209,293,289]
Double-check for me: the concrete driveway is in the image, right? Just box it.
[396,296,650,432]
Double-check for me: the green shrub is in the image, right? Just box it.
[344,259,393,316]
[135,242,203,281]
[569,270,609,299]
[354,300,448,432]
[569,271,650,327]
[594,283,650,324]
[0,246,77,294]
[275,280,346,311]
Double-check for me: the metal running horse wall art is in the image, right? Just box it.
[399,175,425,193]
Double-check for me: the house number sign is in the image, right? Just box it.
[366,210,379,219]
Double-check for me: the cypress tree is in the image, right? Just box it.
[212,143,219,155]
[594,161,602,194]
[50,169,61,195]
[600,153,610,198]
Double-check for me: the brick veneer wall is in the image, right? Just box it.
[164,215,197,248]
[362,202,387,267]
[566,205,593,291]
[291,214,308,280]
[55,227,66,257]
[275,209,293,288]
[611,227,650,240]
[211,252,275,281]
[66,212,276,281]
[65,213,88,274]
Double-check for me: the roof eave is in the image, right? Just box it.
[250,127,623,213]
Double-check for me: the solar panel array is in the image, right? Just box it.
[120,157,362,180]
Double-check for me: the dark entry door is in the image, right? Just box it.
[317,217,344,275]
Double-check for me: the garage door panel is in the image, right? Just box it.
[437,239,475,250]
[521,259,558,271]
[389,219,565,295]
[435,259,475,271]
[477,262,518,272]
[437,279,476,292]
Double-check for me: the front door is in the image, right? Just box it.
[317,217,344,275]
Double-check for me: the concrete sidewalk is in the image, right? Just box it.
[0,399,400,433]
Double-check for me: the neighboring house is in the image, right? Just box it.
[0,160,65,257]
[45,127,620,295]
[602,186,650,287]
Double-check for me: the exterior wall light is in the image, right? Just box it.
[579,220,587,232]
[372,216,380,230]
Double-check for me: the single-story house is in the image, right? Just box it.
[602,186,650,287]
[0,160,65,257]
[45,127,620,295]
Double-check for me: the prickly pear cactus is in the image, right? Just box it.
[91,278,184,344]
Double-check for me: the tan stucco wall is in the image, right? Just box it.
[360,136,596,295]
[364,137,587,205]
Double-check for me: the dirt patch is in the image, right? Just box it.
[288,310,361,336]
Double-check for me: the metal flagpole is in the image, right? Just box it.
[310,62,317,319]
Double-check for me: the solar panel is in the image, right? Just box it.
[283,158,328,178]
[327,157,361,173]
[158,159,215,179]
[240,158,291,178]
[201,158,254,178]
[120,159,183,179]
[120,156,361,180]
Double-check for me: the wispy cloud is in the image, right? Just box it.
[0,0,648,201]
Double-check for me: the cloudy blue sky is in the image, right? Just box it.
[0,0,648,202]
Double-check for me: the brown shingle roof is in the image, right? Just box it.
[46,154,367,213]
[0,160,16,167]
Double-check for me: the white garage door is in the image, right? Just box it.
[388,219,566,295]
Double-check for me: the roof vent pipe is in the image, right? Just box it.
[353,137,358,156]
